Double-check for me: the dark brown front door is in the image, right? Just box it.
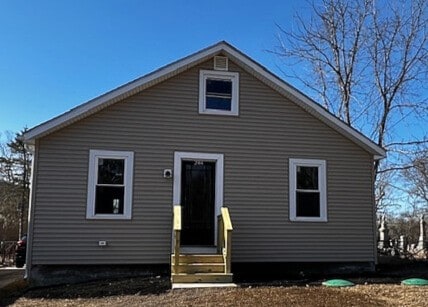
[181,160,216,246]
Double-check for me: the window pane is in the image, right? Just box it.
[206,79,232,96]
[296,192,320,217]
[95,186,124,214]
[98,158,124,184]
[206,97,232,111]
[297,166,318,189]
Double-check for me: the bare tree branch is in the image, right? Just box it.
[273,0,428,212]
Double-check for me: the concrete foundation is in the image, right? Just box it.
[29,261,376,286]
[232,262,376,281]
[29,264,169,286]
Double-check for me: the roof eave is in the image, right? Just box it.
[23,41,385,159]
[23,41,228,142]
[220,44,386,159]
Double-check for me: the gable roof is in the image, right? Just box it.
[23,41,385,159]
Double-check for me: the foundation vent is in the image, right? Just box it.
[214,56,228,71]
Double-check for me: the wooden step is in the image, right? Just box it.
[173,263,225,274]
[171,273,233,283]
[171,254,223,264]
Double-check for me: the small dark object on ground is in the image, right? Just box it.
[15,235,27,268]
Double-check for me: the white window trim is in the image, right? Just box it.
[289,158,327,222]
[199,70,239,116]
[173,151,224,246]
[86,150,134,220]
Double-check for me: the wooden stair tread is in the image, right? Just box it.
[172,273,233,276]
[171,253,233,283]
[174,263,224,266]
[171,273,233,283]
[171,255,223,263]
[173,263,224,274]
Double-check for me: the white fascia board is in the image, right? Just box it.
[220,45,385,159]
[23,42,227,142]
[23,41,385,159]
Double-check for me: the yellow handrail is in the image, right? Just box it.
[221,207,233,231]
[218,207,233,274]
[173,205,182,231]
[173,205,181,274]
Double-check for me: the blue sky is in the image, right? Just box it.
[0,0,305,135]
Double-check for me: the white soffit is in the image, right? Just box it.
[23,41,385,158]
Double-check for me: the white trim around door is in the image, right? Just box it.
[173,151,224,246]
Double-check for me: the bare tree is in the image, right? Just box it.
[403,146,428,212]
[0,181,20,241]
[274,0,428,211]
[275,0,373,124]
[0,130,32,240]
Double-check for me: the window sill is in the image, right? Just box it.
[86,214,132,220]
[290,216,328,222]
[199,109,239,116]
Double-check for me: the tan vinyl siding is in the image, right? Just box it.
[31,58,375,264]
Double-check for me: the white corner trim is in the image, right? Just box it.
[289,158,327,222]
[198,70,239,116]
[86,150,134,220]
[25,143,38,279]
[173,151,224,245]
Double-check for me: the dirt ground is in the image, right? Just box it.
[2,276,427,307]
[1,258,427,306]
[0,268,25,290]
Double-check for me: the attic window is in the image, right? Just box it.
[199,70,239,116]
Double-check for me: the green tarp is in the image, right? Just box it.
[322,279,355,287]
[401,278,428,286]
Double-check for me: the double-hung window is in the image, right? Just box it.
[289,159,327,222]
[86,150,134,219]
[199,70,239,116]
